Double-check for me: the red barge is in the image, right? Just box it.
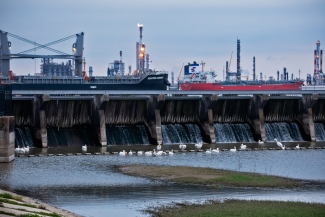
[180,80,304,91]
[179,61,304,91]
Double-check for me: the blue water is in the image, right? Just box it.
[0,147,325,217]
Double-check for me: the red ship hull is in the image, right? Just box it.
[180,81,304,91]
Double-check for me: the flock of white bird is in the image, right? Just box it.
[15,139,299,156]
[114,139,297,156]
[14,146,29,155]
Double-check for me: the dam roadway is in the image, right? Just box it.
[11,88,325,96]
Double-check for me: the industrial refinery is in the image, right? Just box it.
[0,25,324,90]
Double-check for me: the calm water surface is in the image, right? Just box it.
[0,143,325,217]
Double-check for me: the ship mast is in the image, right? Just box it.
[200,60,205,72]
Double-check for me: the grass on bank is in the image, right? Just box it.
[119,165,303,188]
[0,193,62,217]
[146,199,325,217]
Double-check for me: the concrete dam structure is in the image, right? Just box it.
[9,92,325,148]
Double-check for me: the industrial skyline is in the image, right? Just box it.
[0,0,325,81]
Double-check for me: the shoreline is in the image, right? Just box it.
[0,188,82,217]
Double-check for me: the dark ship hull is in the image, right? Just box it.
[9,73,170,91]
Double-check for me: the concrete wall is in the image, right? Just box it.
[0,116,15,163]
[11,93,323,146]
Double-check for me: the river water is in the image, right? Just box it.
[0,142,325,217]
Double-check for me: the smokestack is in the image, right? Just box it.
[138,23,143,44]
[283,67,287,80]
[260,72,262,81]
[120,51,122,64]
[128,65,131,74]
[226,61,229,81]
[237,39,241,79]
[146,53,150,72]
[253,56,255,81]
[321,50,323,73]
[89,66,93,77]
[314,50,317,74]
[277,70,279,81]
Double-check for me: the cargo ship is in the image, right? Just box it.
[179,61,304,91]
[0,24,170,91]
[2,72,170,91]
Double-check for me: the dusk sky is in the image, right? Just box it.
[1,0,325,82]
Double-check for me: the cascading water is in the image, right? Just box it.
[106,125,150,145]
[15,127,34,148]
[161,124,202,144]
[214,123,254,143]
[314,123,325,141]
[47,126,96,147]
[265,122,304,142]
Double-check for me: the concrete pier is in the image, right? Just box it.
[300,94,318,141]
[0,116,15,163]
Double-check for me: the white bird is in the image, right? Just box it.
[15,146,20,154]
[145,151,153,156]
[212,148,220,153]
[82,144,87,152]
[24,146,30,153]
[169,149,174,155]
[296,144,300,149]
[137,150,143,155]
[153,149,163,156]
[274,139,283,148]
[18,147,25,155]
[258,140,264,145]
[195,141,203,149]
[128,150,134,155]
[179,144,187,150]
[157,142,162,151]
[230,146,237,152]
[119,150,126,156]
[240,144,247,150]
[206,148,212,154]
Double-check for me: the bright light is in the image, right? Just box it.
[137,23,143,27]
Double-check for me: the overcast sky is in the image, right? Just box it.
[1,0,325,81]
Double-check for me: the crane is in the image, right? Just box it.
[178,63,184,81]
[228,51,233,72]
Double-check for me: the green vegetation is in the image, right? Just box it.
[19,213,61,217]
[146,199,325,217]
[0,198,38,208]
[19,214,43,217]
[0,210,15,216]
[0,193,23,201]
[119,165,302,188]
[0,191,63,217]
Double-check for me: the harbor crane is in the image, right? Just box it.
[0,30,84,77]
[178,63,184,81]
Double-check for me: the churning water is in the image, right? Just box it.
[106,125,150,145]
[162,124,202,144]
[15,127,35,148]
[214,123,254,142]
[265,122,304,142]
[315,123,325,141]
